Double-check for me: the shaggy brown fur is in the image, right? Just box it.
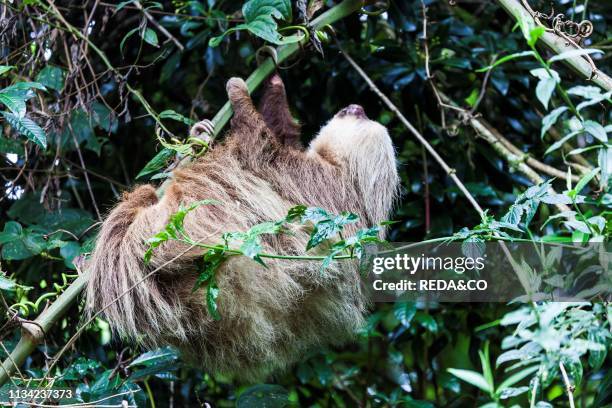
[85,75,399,382]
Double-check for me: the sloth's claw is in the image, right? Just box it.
[226,77,249,102]
[189,119,214,144]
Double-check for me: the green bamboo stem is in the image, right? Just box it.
[496,0,612,92]
[0,0,365,388]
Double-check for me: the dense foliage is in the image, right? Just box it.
[0,0,610,406]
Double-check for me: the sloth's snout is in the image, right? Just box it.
[337,104,367,119]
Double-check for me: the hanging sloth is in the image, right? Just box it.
[85,75,399,382]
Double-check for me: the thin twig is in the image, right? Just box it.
[421,1,446,130]
[559,362,576,408]
[67,122,102,221]
[469,55,496,115]
[134,0,184,51]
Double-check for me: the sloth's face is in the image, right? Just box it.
[309,104,394,166]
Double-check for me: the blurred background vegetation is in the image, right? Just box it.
[0,0,610,406]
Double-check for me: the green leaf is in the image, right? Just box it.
[464,88,478,107]
[5,82,46,92]
[548,48,603,64]
[498,386,529,399]
[129,346,179,367]
[60,241,81,269]
[35,65,66,91]
[573,167,600,196]
[0,91,27,116]
[141,28,159,47]
[0,66,13,76]
[475,51,535,73]
[540,106,568,138]
[527,26,545,47]
[306,212,358,250]
[462,236,485,258]
[206,279,221,320]
[1,111,46,149]
[136,148,174,179]
[599,147,611,191]
[567,85,602,100]
[545,131,580,155]
[240,236,265,266]
[0,273,17,291]
[285,205,307,221]
[237,384,289,408]
[563,355,583,386]
[193,249,225,291]
[210,0,300,47]
[116,0,136,11]
[159,109,194,125]
[447,368,492,393]
[92,102,118,133]
[583,120,608,143]
[415,312,438,333]
[0,136,22,153]
[393,302,416,327]
[530,68,560,109]
[588,329,608,370]
[497,365,539,391]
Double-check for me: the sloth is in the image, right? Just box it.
[85,75,399,382]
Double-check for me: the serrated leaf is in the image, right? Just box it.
[285,205,307,221]
[207,279,221,320]
[1,111,47,149]
[210,0,301,47]
[0,92,27,116]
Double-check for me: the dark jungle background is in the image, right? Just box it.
[0,0,610,406]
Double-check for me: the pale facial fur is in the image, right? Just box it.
[85,77,399,382]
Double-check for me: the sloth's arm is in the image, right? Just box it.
[226,77,268,138]
[258,74,301,148]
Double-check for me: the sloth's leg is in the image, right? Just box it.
[258,74,301,148]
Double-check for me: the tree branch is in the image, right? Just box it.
[496,0,612,92]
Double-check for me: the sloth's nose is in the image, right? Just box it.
[338,104,367,119]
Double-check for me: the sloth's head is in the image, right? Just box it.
[309,104,399,226]
[310,104,393,165]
